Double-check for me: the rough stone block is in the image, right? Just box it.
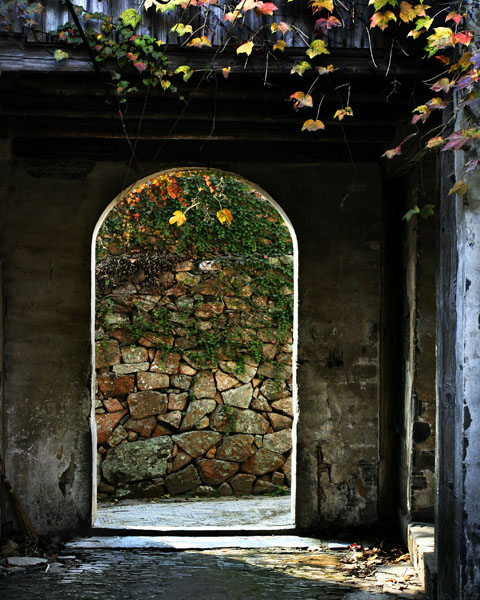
[210,406,270,434]
[216,434,256,462]
[165,464,201,495]
[219,361,257,384]
[108,425,128,447]
[127,391,167,419]
[197,458,239,486]
[241,448,285,475]
[181,399,216,430]
[260,379,289,401]
[125,416,157,437]
[151,351,181,374]
[222,383,253,408]
[96,410,127,445]
[230,473,256,495]
[95,340,121,369]
[121,346,148,364]
[215,371,239,392]
[168,392,188,411]
[103,397,124,412]
[159,411,182,429]
[251,396,272,412]
[253,480,279,495]
[192,371,216,399]
[268,413,293,431]
[263,429,292,454]
[172,431,222,458]
[170,374,192,390]
[271,397,294,417]
[100,372,134,395]
[113,362,150,375]
[102,436,173,483]
[172,451,192,472]
[137,372,169,390]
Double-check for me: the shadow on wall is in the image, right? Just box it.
[93,169,296,502]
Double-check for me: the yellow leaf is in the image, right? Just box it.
[334,106,353,120]
[426,135,444,148]
[302,119,325,131]
[273,40,287,52]
[237,41,254,56]
[217,208,233,226]
[306,39,330,58]
[187,36,211,48]
[370,10,397,30]
[309,0,334,12]
[170,23,193,36]
[448,180,468,196]
[169,210,187,226]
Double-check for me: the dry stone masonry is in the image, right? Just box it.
[95,258,293,500]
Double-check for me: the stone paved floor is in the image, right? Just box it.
[0,544,426,600]
[95,495,293,530]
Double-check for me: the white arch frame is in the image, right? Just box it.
[90,167,299,529]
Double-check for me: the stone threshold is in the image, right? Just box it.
[88,525,298,538]
[67,534,321,551]
[407,522,436,599]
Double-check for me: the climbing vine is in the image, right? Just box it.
[96,170,294,371]
[1,0,479,210]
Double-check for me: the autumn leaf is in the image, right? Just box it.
[414,16,433,31]
[413,3,429,17]
[382,145,403,158]
[169,210,187,226]
[446,11,463,25]
[306,39,330,58]
[290,91,314,110]
[316,64,336,74]
[224,10,241,22]
[237,41,254,56]
[309,0,334,13]
[217,208,233,226]
[302,119,325,131]
[271,21,291,33]
[435,55,451,65]
[170,23,193,36]
[291,61,312,75]
[403,205,420,221]
[255,2,279,16]
[273,40,287,52]
[134,61,147,72]
[54,49,69,61]
[399,1,416,23]
[175,65,194,81]
[370,10,397,31]
[426,135,444,148]
[241,0,257,11]
[120,8,141,28]
[425,27,456,57]
[334,106,353,120]
[222,66,231,79]
[314,16,342,34]
[430,78,454,92]
[455,31,472,47]
[368,0,397,11]
[448,180,468,197]
[187,36,211,47]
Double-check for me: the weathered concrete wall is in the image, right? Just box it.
[436,146,480,599]
[0,155,382,536]
[399,171,436,529]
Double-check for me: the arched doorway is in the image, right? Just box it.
[91,168,298,530]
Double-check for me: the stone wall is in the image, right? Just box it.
[95,258,293,500]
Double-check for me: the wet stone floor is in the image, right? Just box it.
[0,542,426,600]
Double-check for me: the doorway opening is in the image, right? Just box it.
[91,168,298,531]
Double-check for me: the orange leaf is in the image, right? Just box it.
[217,208,233,226]
[222,66,231,79]
[273,40,287,52]
[302,119,325,131]
[289,91,314,110]
[399,1,416,23]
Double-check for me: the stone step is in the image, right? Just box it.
[407,522,436,599]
